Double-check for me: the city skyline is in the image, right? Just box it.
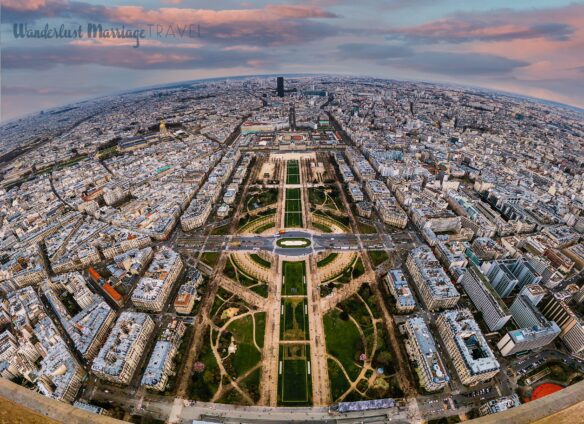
[0,75,583,423]
[1,1,584,422]
[2,0,584,122]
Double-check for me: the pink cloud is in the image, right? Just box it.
[2,0,56,12]
[101,4,336,26]
[387,4,584,43]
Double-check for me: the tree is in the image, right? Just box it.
[375,351,392,367]
[203,370,215,385]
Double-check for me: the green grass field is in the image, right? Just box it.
[282,261,306,295]
[247,188,279,211]
[249,253,271,268]
[226,315,262,377]
[280,298,309,340]
[369,250,389,266]
[323,309,363,381]
[312,222,333,233]
[254,312,266,348]
[200,251,220,268]
[317,253,338,268]
[278,344,312,405]
[357,221,377,234]
[285,188,303,227]
[286,160,300,185]
[328,358,351,401]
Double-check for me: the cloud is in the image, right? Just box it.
[392,52,528,76]
[1,84,111,96]
[1,44,273,70]
[335,43,527,76]
[1,0,108,22]
[2,1,339,46]
[385,5,582,44]
[337,43,413,61]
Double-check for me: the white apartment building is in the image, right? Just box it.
[132,247,183,312]
[92,312,155,384]
[404,317,449,392]
[406,246,460,311]
[437,309,500,386]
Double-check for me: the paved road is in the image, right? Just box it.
[176,231,395,256]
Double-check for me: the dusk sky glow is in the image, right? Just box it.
[2,0,584,121]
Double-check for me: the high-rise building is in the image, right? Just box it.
[277,76,284,97]
[509,286,550,329]
[460,265,511,331]
[483,258,542,298]
[541,295,584,353]
[497,323,560,356]
[289,106,296,130]
[499,284,560,356]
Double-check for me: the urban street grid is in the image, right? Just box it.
[0,76,584,423]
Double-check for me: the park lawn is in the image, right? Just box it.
[285,212,302,227]
[286,188,301,199]
[308,188,327,206]
[352,257,366,279]
[281,298,308,341]
[308,186,341,209]
[189,330,220,401]
[283,261,306,295]
[286,161,300,185]
[254,312,266,348]
[201,251,220,268]
[328,358,351,401]
[324,256,364,284]
[247,188,278,210]
[249,253,271,268]
[282,360,307,402]
[285,199,302,212]
[369,250,389,266]
[313,209,350,229]
[278,344,311,406]
[210,289,231,318]
[211,224,230,236]
[216,389,246,405]
[254,222,276,233]
[317,253,338,268]
[240,367,262,403]
[323,309,364,381]
[227,315,262,377]
[358,222,377,234]
[313,222,332,233]
[287,175,300,184]
[250,284,268,298]
[285,188,303,227]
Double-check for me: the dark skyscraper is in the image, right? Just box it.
[277,77,284,97]
[289,106,296,130]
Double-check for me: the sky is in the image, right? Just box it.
[1,0,584,122]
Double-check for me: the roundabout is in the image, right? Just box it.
[276,237,312,248]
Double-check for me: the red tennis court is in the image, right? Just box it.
[531,383,564,401]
